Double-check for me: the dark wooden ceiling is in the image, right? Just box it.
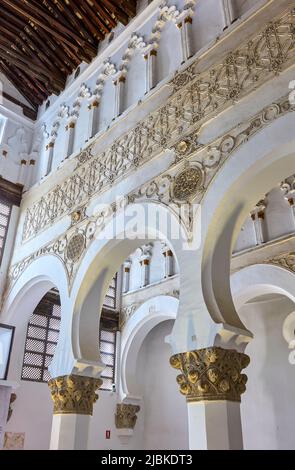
[0,0,137,111]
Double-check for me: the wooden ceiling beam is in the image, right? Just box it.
[89,0,117,28]
[0,39,63,82]
[70,0,106,39]
[0,55,63,97]
[0,61,41,108]
[24,25,73,73]
[53,0,97,44]
[1,0,97,55]
[0,0,138,107]
[12,70,48,102]
[97,0,129,26]
[116,0,136,18]
[0,44,65,89]
[80,0,112,34]
[80,0,112,33]
[4,0,88,47]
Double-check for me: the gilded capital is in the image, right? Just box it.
[170,347,250,403]
[115,403,140,429]
[48,374,102,415]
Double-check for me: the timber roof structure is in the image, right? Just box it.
[0,0,137,111]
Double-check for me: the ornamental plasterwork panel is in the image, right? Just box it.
[265,251,295,273]
[128,96,294,229]
[6,95,295,299]
[22,8,295,241]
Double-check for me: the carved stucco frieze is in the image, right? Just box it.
[265,251,295,273]
[6,95,295,299]
[115,403,140,429]
[170,347,250,402]
[22,9,295,241]
[48,374,102,415]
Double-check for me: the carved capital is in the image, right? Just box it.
[115,403,140,429]
[48,374,102,415]
[170,347,250,403]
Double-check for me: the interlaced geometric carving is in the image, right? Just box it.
[66,233,85,262]
[22,9,295,241]
[173,167,204,201]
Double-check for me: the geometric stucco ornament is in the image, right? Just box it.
[66,233,85,262]
[170,347,250,402]
[115,403,140,429]
[172,166,204,201]
[48,374,102,415]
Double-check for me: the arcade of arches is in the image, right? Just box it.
[1,0,295,450]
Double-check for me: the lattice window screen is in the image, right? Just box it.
[99,328,116,391]
[103,273,117,309]
[21,292,61,383]
[22,274,119,386]
[0,199,12,265]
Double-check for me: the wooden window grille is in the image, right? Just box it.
[99,328,116,391]
[21,275,119,388]
[0,199,12,266]
[21,290,61,383]
[103,273,117,310]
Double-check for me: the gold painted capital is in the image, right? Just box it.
[48,374,102,415]
[170,347,250,403]
[115,403,140,429]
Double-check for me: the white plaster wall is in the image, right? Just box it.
[89,392,144,450]
[5,384,143,450]
[136,320,189,449]
[5,381,53,450]
[240,296,295,450]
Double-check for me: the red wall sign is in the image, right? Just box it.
[105,430,111,439]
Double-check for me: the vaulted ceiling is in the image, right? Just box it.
[0,0,137,111]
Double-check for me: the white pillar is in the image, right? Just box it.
[251,204,266,245]
[221,0,237,29]
[170,347,249,450]
[114,75,126,118]
[123,260,132,293]
[88,100,100,139]
[50,414,91,450]
[163,249,174,278]
[65,121,76,158]
[17,159,27,186]
[187,401,243,450]
[27,159,36,188]
[48,374,102,450]
[177,17,193,63]
[140,258,150,287]
[282,183,295,222]
[45,141,54,176]
[144,49,157,93]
